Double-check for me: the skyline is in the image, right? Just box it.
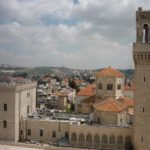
[0,0,150,69]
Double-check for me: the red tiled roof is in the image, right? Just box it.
[94,98,126,112]
[77,84,95,96]
[96,67,124,78]
[94,96,134,113]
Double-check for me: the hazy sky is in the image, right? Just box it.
[0,0,150,69]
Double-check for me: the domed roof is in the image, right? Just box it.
[96,67,124,78]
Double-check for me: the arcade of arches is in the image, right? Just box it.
[70,133,132,150]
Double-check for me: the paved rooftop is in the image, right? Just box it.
[0,144,44,150]
[0,144,88,150]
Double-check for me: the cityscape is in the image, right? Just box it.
[0,1,150,150]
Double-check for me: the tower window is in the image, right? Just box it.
[4,104,7,111]
[144,77,146,82]
[141,136,143,142]
[107,84,113,90]
[143,107,144,112]
[3,120,7,128]
[143,24,148,43]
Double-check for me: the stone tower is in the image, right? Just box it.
[133,7,150,150]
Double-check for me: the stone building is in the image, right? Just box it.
[133,7,150,150]
[0,81,37,142]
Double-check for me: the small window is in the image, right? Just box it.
[107,84,113,90]
[117,84,121,90]
[4,104,7,111]
[3,120,7,128]
[40,129,43,137]
[98,82,102,90]
[143,107,144,112]
[52,131,56,138]
[144,77,146,82]
[141,136,143,142]
[28,129,31,136]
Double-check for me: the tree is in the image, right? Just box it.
[69,78,80,92]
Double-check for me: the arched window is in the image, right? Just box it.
[102,135,108,144]
[143,24,148,43]
[98,82,102,90]
[71,133,77,141]
[125,136,132,150]
[109,135,115,145]
[86,134,92,147]
[71,133,77,146]
[102,135,108,149]
[94,134,100,147]
[107,80,113,91]
[117,136,123,145]
[109,135,115,149]
[78,133,85,147]
[117,84,121,90]
[117,136,123,149]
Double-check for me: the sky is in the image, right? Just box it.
[0,0,150,69]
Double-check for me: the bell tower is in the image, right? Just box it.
[133,7,150,150]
